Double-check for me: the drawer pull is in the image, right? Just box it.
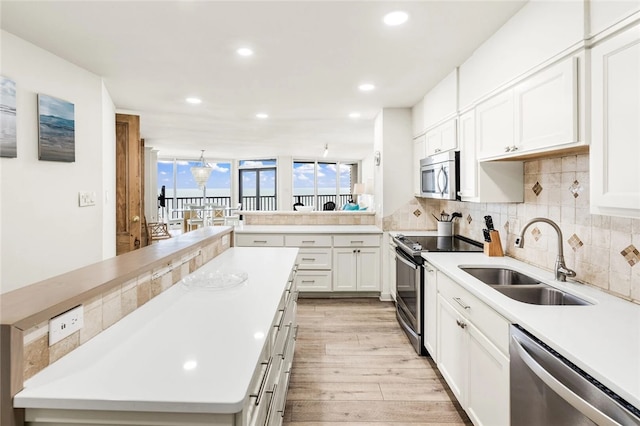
[278,322,293,358]
[250,356,273,405]
[253,240,268,243]
[453,297,471,310]
[301,280,315,283]
[302,240,316,243]
[350,240,364,244]
[301,257,316,261]
[456,319,467,329]
[278,370,292,417]
[274,308,285,329]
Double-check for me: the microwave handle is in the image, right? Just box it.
[437,165,448,195]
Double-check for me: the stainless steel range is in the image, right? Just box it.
[393,234,483,355]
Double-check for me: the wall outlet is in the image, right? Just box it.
[78,191,96,207]
[49,305,84,346]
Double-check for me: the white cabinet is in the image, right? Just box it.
[333,247,381,292]
[423,261,438,360]
[425,118,457,156]
[389,239,397,301]
[458,109,524,203]
[413,135,426,195]
[476,88,515,159]
[591,22,640,218]
[513,57,578,153]
[436,272,510,426]
[476,56,581,161]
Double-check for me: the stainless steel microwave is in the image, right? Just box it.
[419,151,459,200]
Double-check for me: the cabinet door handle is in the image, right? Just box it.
[453,297,471,310]
[301,257,316,261]
[301,280,315,283]
[253,240,267,243]
[350,240,364,244]
[250,356,273,405]
[301,240,316,243]
[456,319,467,329]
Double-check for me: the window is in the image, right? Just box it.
[157,158,232,218]
[239,159,277,211]
[293,161,357,210]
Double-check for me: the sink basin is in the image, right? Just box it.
[460,267,541,285]
[494,285,591,306]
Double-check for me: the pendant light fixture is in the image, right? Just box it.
[191,150,213,189]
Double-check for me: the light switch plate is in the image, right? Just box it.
[49,305,84,346]
[79,191,96,207]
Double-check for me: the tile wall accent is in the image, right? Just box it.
[383,153,640,304]
[243,212,375,226]
[21,236,230,380]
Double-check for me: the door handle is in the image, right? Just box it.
[132,215,140,222]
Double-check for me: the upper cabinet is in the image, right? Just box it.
[413,69,458,138]
[476,56,581,161]
[590,21,640,218]
[425,118,457,157]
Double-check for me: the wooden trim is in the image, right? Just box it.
[1,227,233,330]
[0,325,25,426]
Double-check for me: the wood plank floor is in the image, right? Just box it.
[283,298,472,425]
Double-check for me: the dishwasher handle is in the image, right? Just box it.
[511,335,622,426]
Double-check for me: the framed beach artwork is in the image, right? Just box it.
[38,93,75,162]
[0,76,17,158]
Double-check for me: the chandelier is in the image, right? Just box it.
[190,150,213,189]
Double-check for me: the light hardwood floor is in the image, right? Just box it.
[283,298,472,425]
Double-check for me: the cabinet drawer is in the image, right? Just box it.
[295,248,332,270]
[285,234,332,247]
[235,234,284,247]
[437,272,510,355]
[333,234,381,247]
[294,270,332,292]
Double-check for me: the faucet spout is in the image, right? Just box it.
[515,217,576,282]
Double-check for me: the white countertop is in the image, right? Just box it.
[423,252,640,409]
[235,224,382,234]
[14,247,299,414]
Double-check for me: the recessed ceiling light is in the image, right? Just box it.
[256,113,269,119]
[237,47,254,57]
[185,97,202,104]
[383,11,409,26]
[358,83,375,92]
[349,112,361,119]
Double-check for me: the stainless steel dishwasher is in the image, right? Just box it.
[510,325,640,425]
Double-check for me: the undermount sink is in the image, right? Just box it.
[460,267,541,285]
[494,285,591,306]
[459,266,591,306]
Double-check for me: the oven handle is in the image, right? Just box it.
[511,335,622,426]
[396,251,418,270]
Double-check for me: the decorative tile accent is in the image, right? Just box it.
[531,226,542,241]
[621,245,640,267]
[413,209,422,217]
[568,234,584,251]
[569,180,584,198]
[532,181,543,196]
[467,214,473,224]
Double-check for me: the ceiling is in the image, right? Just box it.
[1,0,526,161]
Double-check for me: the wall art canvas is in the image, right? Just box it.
[38,93,75,162]
[0,77,17,158]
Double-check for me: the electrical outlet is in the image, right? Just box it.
[49,305,84,346]
[78,191,96,207]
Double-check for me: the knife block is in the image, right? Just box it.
[484,230,504,257]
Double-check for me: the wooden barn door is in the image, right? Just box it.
[116,113,144,255]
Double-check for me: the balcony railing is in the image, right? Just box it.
[165,196,231,219]
[241,195,277,211]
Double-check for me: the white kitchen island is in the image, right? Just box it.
[13,247,299,426]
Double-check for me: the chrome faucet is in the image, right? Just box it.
[514,217,576,282]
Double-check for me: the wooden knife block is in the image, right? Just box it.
[484,230,504,257]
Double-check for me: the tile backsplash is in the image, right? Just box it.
[385,153,640,304]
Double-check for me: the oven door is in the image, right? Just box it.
[395,248,422,353]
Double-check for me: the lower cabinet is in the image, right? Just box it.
[436,271,510,426]
[237,232,382,293]
[333,247,381,291]
[423,261,438,360]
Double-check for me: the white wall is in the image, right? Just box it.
[459,0,584,109]
[101,82,116,260]
[1,31,113,293]
[373,108,413,218]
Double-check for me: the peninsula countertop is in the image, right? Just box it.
[423,251,640,410]
[14,247,299,414]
